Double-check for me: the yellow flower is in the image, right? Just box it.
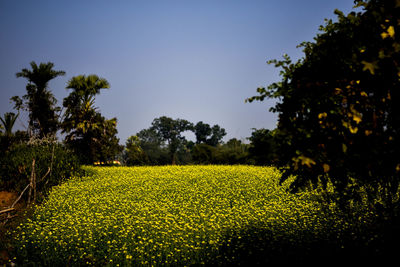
[322,164,330,173]
[381,26,395,39]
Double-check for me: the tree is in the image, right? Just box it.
[62,75,121,163]
[62,74,110,137]
[247,0,400,211]
[14,61,65,137]
[193,121,226,146]
[0,112,18,138]
[150,116,193,164]
[124,135,148,166]
[0,112,20,152]
[136,128,169,165]
[248,128,277,165]
[207,125,227,146]
[215,138,249,164]
[91,116,123,163]
[191,143,217,164]
[194,121,212,144]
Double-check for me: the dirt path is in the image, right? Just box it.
[0,191,27,265]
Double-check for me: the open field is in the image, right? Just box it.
[12,166,390,265]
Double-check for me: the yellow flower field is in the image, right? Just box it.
[13,165,374,265]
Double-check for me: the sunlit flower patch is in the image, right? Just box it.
[14,165,374,265]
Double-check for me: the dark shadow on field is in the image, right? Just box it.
[203,218,400,266]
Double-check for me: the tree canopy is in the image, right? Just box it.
[62,75,121,164]
[150,116,193,164]
[194,121,226,146]
[248,0,400,210]
[14,61,65,137]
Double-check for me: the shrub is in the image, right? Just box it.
[0,139,80,199]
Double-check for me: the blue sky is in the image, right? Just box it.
[0,0,358,144]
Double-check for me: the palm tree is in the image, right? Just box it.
[16,61,65,137]
[62,75,117,163]
[0,112,19,137]
[62,74,110,138]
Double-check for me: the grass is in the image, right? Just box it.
[10,165,396,265]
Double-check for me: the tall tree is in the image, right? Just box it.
[207,125,227,146]
[136,128,170,165]
[0,112,19,152]
[248,128,277,165]
[15,61,65,137]
[62,74,110,138]
[62,75,121,163]
[151,116,193,164]
[247,0,400,211]
[194,121,212,144]
[124,135,148,166]
[0,112,18,137]
[194,121,226,146]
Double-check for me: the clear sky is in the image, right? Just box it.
[0,0,357,144]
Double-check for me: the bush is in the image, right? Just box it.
[0,139,80,199]
[191,144,217,164]
[247,0,400,212]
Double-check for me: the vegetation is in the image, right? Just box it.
[62,75,122,164]
[247,128,277,165]
[1,0,399,265]
[13,166,390,265]
[0,138,80,197]
[193,121,226,146]
[247,0,400,214]
[13,61,65,138]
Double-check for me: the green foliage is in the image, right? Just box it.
[14,61,65,137]
[214,138,250,164]
[150,116,194,164]
[248,128,278,165]
[123,135,148,166]
[62,75,122,164]
[0,130,29,155]
[192,138,250,165]
[193,121,226,146]
[62,74,110,137]
[247,0,400,212]
[0,139,80,197]
[194,121,212,144]
[127,118,227,165]
[0,112,21,152]
[0,112,19,137]
[136,128,170,165]
[191,143,217,164]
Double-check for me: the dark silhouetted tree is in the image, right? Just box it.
[194,121,226,146]
[0,112,18,138]
[0,112,20,152]
[150,116,193,164]
[247,0,400,212]
[248,128,277,165]
[14,61,65,137]
[194,121,212,144]
[62,75,121,163]
[207,125,227,146]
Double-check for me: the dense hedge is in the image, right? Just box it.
[0,140,80,199]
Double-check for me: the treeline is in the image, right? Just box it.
[122,117,277,166]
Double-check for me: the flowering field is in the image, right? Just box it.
[13,166,375,265]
